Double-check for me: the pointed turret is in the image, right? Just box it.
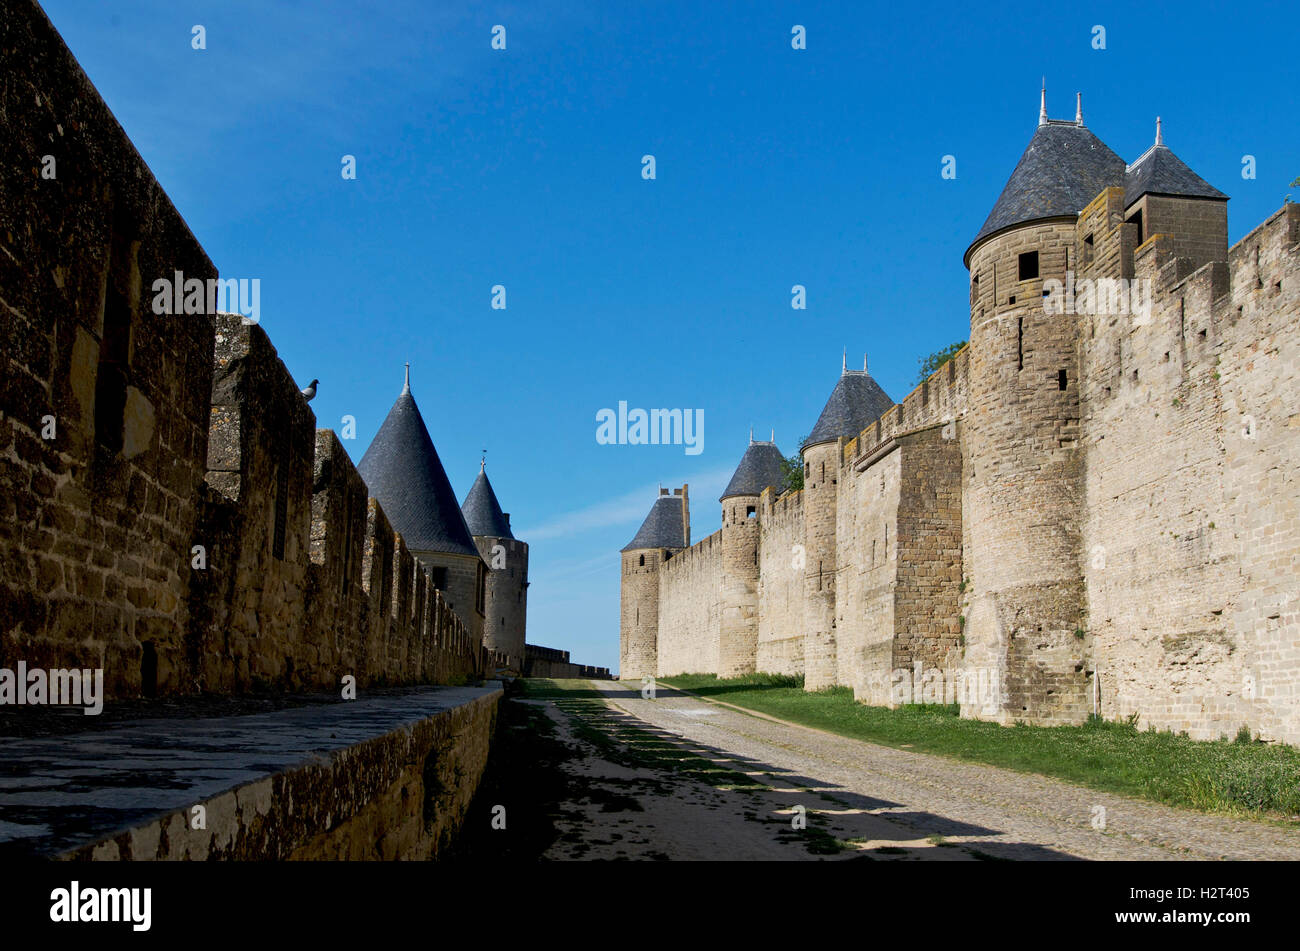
[965,91,1126,266]
[620,485,689,679]
[462,461,514,539]
[1123,122,1228,208]
[622,488,689,552]
[357,371,480,558]
[720,438,787,501]
[1122,117,1228,268]
[461,459,529,673]
[802,363,894,451]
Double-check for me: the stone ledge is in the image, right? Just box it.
[0,684,501,860]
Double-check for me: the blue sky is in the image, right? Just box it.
[42,0,1297,672]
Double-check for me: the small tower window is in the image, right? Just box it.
[431,566,448,590]
[638,554,645,567]
[1083,233,1094,266]
[1058,369,1068,390]
[1018,251,1038,281]
[746,506,756,518]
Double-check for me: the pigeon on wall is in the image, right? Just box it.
[300,379,318,402]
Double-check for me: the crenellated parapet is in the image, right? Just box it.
[0,1,486,698]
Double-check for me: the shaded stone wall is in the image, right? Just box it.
[0,0,216,697]
[0,0,487,699]
[411,550,484,648]
[523,643,611,679]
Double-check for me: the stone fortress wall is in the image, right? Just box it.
[656,529,723,676]
[1082,200,1300,744]
[756,486,805,674]
[522,644,611,680]
[623,172,1300,744]
[0,1,486,700]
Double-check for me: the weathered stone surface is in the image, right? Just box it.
[0,685,500,861]
[1,0,491,699]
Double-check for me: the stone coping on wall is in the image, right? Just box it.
[0,683,501,860]
[852,419,951,473]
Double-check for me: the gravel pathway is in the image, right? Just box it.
[538,679,1300,861]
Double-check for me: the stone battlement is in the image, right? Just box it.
[621,111,1300,744]
[0,0,486,701]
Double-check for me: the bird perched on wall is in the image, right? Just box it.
[300,379,318,402]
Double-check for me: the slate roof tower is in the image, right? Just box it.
[461,460,529,672]
[802,356,894,689]
[1121,117,1229,269]
[358,366,487,644]
[720,434,788,677]
[619,486,689,678]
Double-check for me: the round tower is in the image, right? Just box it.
[461,460,528,672]
[619,486,689,680]
[357,366,488,647]
[719,433,787,677]
[960,89,1122,724]
[801,357,894,690]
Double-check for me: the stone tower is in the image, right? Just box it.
[619,486,689,679]
[719,434,787,677]
[801,358,893,690]
[461,460,528,672]
[960,90,1125,724]
[357,367,487,644]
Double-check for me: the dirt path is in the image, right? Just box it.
[529,679,1300,861]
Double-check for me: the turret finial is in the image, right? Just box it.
[1039,79,1047,126]
[770,428,775,442]
[1075,92,1082,125]
[842,348,847,373]
[863,352,868,372]
[1155,115,1163,146]
[402,362,411,395]
[749,426,754,445]
[480,449,486,472]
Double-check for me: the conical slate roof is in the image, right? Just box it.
[462,464,514,539]
[803,370,894,450]
[721,440,787,500]
[1124,144,1227,208]
[357,378,481,559]
[622,493,687,552]
[966,120,1126,265]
